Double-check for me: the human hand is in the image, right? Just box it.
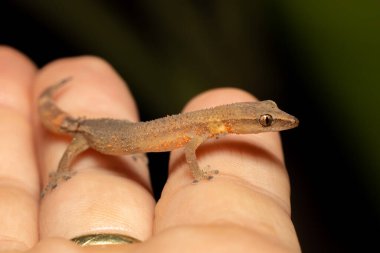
[0,46,300,252]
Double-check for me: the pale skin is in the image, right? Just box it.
[0,46,301,252]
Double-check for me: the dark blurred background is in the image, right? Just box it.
[1,1,379,252]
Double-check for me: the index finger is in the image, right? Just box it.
[154,88,300,251]
[0,47,39,250]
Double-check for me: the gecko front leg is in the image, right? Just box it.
[184,136,219,183]
[41,134,89,197]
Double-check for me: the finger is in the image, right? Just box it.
[0,46,39,250]
[34,56,155,241]
[155,88,300,251]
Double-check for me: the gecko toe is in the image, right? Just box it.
[62,175,71,181]
[191,168,220,183]
[40,184,54,199]
[41,171,77,198]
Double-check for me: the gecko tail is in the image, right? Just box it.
[38,77,78,134]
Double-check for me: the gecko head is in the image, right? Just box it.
[258,112,299,131]
[256,100,299,132]
[228,100,299,134]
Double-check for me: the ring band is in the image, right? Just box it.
[71,233,141,246]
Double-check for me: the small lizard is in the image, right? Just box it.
[39,78,299,197]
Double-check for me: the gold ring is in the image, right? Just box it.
[71,233,141,246]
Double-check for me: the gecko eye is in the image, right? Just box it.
[259,114,273,127]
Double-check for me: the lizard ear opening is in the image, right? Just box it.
[259,114,273,127]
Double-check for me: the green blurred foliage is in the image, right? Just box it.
[273,0,380,196]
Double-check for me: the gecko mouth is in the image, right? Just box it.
[277,116,299,130]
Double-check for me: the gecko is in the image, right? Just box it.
[39,78,299,197]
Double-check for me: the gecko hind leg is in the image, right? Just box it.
[41,134,89,198]
[184,136,219,183]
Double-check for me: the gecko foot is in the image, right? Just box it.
[40,170,77,198]
[192,166,219,184]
